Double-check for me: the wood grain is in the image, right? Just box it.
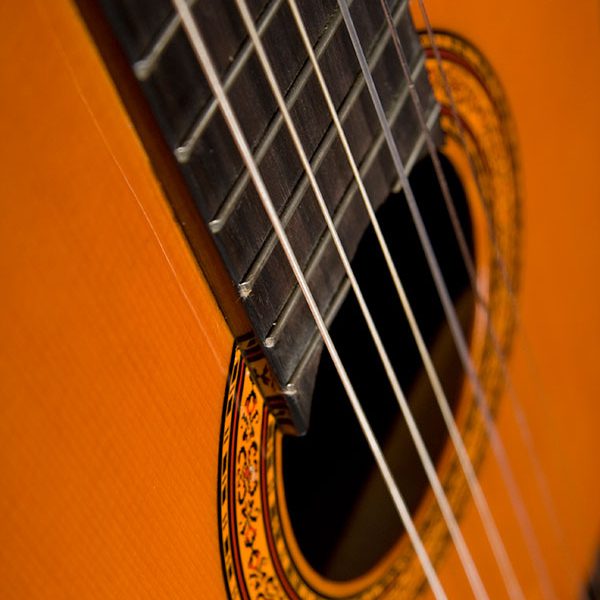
[0,2,231,597]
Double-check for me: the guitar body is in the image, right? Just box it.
[0,1,598,599]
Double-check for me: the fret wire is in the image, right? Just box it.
[240,50,424,295]
[208,0,400,233]
[133,0,199,80]
[338,1,558,599]
[175,0,286,163]
[205,1,345,230]
[170,1,447,596]
[234,0,489,596]
[415,1,577,586]
[287,2,526,598]
[286,276,353,374]
[265,99,437,347]
[378,0,533,595]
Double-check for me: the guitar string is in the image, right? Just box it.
[175,0,286,163]
[170,3,520,596]
[238,0,414,312]
[232,1,488,597]
[288,0,523,598]
[407,0,571,555]
[169,0,448,597]
[336,2,558,599]
[39,0,579,597]
[414,0,577,579]
[285,1,523,598]
[377,0,569,592]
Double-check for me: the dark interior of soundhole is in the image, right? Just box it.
[281,154,475,581]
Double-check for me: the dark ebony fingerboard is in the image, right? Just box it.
[95,0,441,434]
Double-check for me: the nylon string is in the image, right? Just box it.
[233,0,494,597]
[170,0,448,597]
[378,0,567,594]
[337,1,557,598]
[285,1,524,598]
[383,0,568,565]
[413,1,577,585]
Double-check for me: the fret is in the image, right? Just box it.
[242,57,429,345]
[262,98,442,383]
[123,0,277,147]
[241,4,415,294]
[208,0,415,284]
[274,101,441,350]
[136,20,208,145]
[212,0,409,235]
[175,0,346,222]
[288,275,353,403]
[174,0,287,162]
[206,0,347,227]
[133,0,200,81]
[232,24,429,345]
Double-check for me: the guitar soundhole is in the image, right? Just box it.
[282,154,475,581]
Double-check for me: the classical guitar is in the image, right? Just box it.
[1,0,599,598]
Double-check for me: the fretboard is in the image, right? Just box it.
[94,0,441,433]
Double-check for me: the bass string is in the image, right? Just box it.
[232,0,489,598]
[285,1,524,598]
[378,0,568,591]
[414,0,578,579]
[336,1,558,598]
[169,0,448,598]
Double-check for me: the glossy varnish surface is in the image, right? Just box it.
[0,1,231,597]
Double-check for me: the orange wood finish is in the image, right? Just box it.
[0,1,598,599]
[412,0,600,598]
[0,1,232,597]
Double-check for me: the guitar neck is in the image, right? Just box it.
[89,0,441,433]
